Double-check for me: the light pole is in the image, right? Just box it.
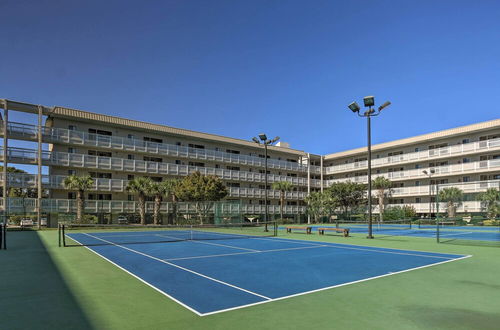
[422,169,435,219]
[348,96,391,239]
[252,134,280,232]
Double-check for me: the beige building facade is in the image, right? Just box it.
[1,99,499,223]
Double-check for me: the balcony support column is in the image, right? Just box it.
[2,101,8,224]
[307,153,311,224]
[320,156,324,193]
[37,105,43,229]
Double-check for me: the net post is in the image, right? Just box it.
[0,223,3,250]
[62,224,66,247]
[58,223,61,247]
[3,223,6,250]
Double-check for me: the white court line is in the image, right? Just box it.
[254,236,467,258]
[201,254,473,316]
[164,245,328,261]
[67,234,204,316]
[439,231,474,237]
[154,233,260,252]
[82,233,271,300]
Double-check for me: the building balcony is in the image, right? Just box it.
[0,198,306,215]
[325,137,500,175]
[0,147,321,188]
[1,122,322,174]
[326,159,500,185]
[379,201,485,214]
[0,173,308,200]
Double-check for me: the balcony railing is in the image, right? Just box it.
[326,159,500,186]
[0,198,306,214]
[1,121,322,174]
[325,137,500,174]
[0,173,307,200]
[379,201,485,214]
[0,147,321,188]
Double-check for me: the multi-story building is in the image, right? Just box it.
[1,98,499,225]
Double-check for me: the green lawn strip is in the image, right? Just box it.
[3,229,499,329]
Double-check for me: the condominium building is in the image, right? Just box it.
[1,99,499,225]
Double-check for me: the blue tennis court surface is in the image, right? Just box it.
[67,231,469,316]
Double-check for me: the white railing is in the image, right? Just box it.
[379,201,484,214]
[0,147,320,188]
[2,121,322,174]
[0,198,306,214]
[326,159,500,186]
[0,173,307,200]
[325,138,500,174]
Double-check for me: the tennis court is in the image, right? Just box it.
[64,225,469,316]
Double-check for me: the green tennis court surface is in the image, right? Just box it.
[1,229,500,329]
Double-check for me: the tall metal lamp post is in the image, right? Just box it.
[252,134,280,232]
[422,169,435,219]
[348,96,391,239]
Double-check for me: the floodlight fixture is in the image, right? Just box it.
[363,96,375,107]
[348,102,360,113]
[378,101,391,111]
[252,137,260,144]
[270,136,280,144]
[258,133,267,141]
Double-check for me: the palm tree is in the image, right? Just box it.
[372,177,393,222]
[126,177,153,225]
[164,179,180,224]
[63,175,94,223]
[148,180,179,225]
[438,187,463,218]
[478,188,500,219]
[271,181,294,222]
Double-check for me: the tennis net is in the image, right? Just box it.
[59,221,276,247]
[336,220,412,233]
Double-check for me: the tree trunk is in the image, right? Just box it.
[77,190,84,223]
[378,191,384,222]
[447,202,456,218]
[280,191,284,223]
[171,195,177,225]
[153,194,161,225]
[139,194,146,225]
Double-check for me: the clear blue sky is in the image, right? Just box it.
[1,0,499,156]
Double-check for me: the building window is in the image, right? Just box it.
[415,164,420,169]
[416,198,421,203]
[68,147,75,154]
[127,134,134,139]
[144,156,162,163]
[68,192,76,199]
[462,139,470,144]
[415,181,420,186]
[415,148,420,152]
[68,170,76,176]
[462,158,471,163]
[188,143,205,149]
[144,136,163,144]
[88,128,112,136]
[127,195,134,201]
[226,149,240,154]
[127,154,135,160]
[175,160,181,165]
[128,175,134,180]
[68,125,76,131]
[463,176,470,182]
[176,142,182,146]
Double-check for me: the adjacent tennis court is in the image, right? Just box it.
[287,222,500,242]
[64,226,469,316]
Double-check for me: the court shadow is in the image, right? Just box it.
[0,230,94,329]
[399,305,500,330]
